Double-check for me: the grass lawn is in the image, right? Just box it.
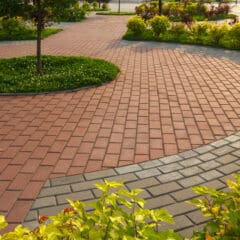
[0,56,120,93]
[0,28,62,41]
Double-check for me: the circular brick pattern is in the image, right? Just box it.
[0,15,240,230]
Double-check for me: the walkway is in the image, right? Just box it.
[0,14,240,236]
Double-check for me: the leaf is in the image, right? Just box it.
[206,232,215,240]
[0,215,7,231]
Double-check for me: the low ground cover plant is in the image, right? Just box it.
[0,174,240,239]
[0,56,120,93]
[124,15,240,50]
[0,17,61,41]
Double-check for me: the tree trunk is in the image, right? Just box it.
[158,0,162,15]
[36,0,43,76]
[118,0,120,13]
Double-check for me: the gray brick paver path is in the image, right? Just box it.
[24,132,240,238]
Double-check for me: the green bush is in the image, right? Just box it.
[82,1,91,11]
[92,0,98,10]
[101,3,109,11]
[126,16,147,35]
[54,3,86,22]
[0,56,120,93]
[0,17,30,35]
[190,174,240,240]
[0,17,61,41]
[150,15,170,36]
[0,181,183,240]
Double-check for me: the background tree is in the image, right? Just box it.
[0,0,79,75]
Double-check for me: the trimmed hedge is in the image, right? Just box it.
[124,16,240,50]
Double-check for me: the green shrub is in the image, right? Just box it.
[54,3,86,22]
[220,22,240,50]
[1,17,30,35]
[190,174,240,240]
[92,0,98,10]
[150,15,170,36]
[82,1,91,11]
[127,16,147,35]
[101,2,109,11]
[189,22,213,44]
[0,181,183,240]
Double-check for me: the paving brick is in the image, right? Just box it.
[39,185,71,197]
[217,163,240,174]
[180,166,203,177]
[215,154,238,164]
[200,170,223,181]
[24,210,37,222]
[126,177,160,190]
[50,174,84,186]
[148,182,182,196]
[160,155,182,164]
[38,203,69,217]
[187,210,210,224]
[0,191,20,211]
[139,159,162,169]
[32,196,56,209]
[159,163,183,173]
[84,169,116,180]
[225,135,240,143]
[157,172,183,183]
[71,179,103,192]
[105,173,138,183]
[20,181,44,200]
[194,145,214,154]
[115,164,142,174]
[7,200,33,223]
[165,202,196,216]
[198,153,217,161]
[179,150,198,159]
[145,195,175,209]
[178,176,205,188]
[171,188,198,202]
[57,190,94,204]
[170,215,194,231]
[211,146,235,156]
[199,160,221,171]
[180,157,202,167]
[136,168,161,179]
[211,139,229,148]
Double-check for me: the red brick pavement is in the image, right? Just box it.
[0,15,240,227]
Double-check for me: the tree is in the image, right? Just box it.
[0,0,78,75]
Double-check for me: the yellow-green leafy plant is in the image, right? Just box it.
[189,174,240,240]
[127,16,147,35]
[150,15,170,36]
[0,181,183,240]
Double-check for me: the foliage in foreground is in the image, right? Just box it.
[190,174,240,240]
[0,181,183,240]
[124,16,240,50]
[0,56,120,93]
[1,174,240,239]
